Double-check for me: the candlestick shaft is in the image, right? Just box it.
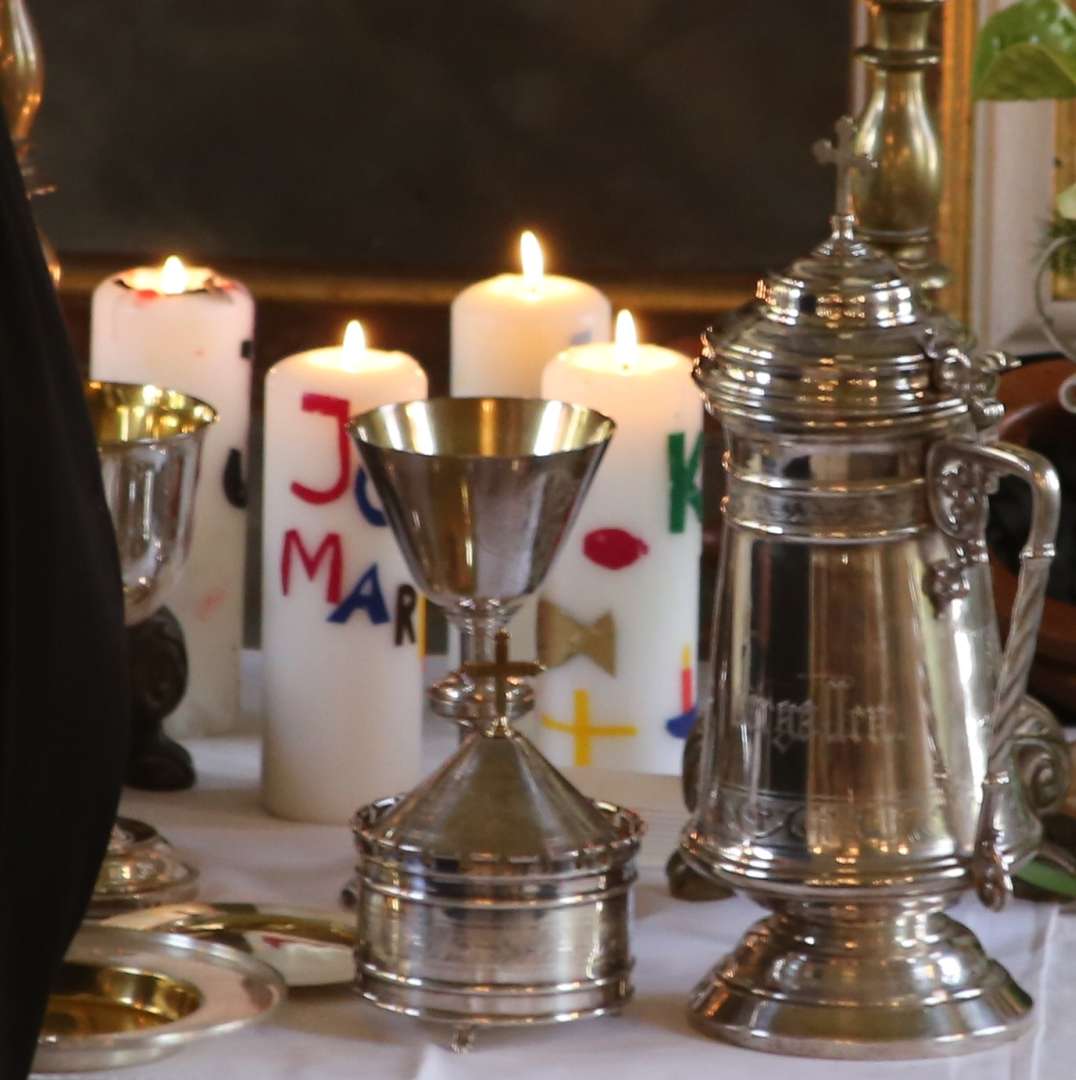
[0,0,41,155]
[0,0,58,282]
[852,0,947,292]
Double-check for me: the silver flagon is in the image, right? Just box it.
[680,118,1066,1059]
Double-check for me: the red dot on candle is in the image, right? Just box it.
[582,528,649,570]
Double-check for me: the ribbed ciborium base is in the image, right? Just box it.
[356,967,633,1029]
[690,904,1032,1059]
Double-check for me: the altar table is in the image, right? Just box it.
[98,735,1076,1080]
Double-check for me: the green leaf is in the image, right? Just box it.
[973,0,1076,100]
[976,40,1076,97]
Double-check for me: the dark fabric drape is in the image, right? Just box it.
[0,124,129,1078]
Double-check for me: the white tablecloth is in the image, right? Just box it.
[100,736,1076,1080]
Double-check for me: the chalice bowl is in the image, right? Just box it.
[347,398,643,1049]
[85,380,216,917]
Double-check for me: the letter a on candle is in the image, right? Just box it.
[328,563,391,626]
[291,393,351,505]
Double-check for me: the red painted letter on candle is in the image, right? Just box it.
[290,393,350,504]
[280,529,343,602]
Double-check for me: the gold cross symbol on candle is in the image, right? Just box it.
[540,689,637,768]
[812,115,876,221]
[461,630,543,734]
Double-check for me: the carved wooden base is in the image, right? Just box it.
[126,606,195,791]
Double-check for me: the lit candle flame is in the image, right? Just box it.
[343,319,366,359]
[520,230,544,290]
[160,255,188,295]
[614,309,638,369]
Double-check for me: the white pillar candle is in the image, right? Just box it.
[90,255,254,737]
[262,321,427,823]
[451,231,611,665]
[450,230,612,396]
[536,311,703,777]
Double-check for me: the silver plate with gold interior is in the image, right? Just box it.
[33,924,286,1073]
[103,902,356,988]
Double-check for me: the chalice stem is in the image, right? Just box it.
[456,613,507,736]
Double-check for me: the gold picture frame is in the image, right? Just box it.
[937,0,978,322]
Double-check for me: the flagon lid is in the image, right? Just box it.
[696,117,985,430]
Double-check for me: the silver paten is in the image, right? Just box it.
[103,901,356,988]
[33,924,284,1073]
[348,398,643,1050]
[680,118,1066,1059]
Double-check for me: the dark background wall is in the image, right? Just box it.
[31,1,851,279]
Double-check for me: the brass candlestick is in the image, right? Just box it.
[0,0,41,156]
[851,0,946,294]
[0,0,58,282]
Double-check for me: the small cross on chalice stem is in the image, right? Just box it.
[461,630,543,735]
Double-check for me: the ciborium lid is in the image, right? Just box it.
[354,632,641,877]
[696,116,991,430]
[354,732,642,877]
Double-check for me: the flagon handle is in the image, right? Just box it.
[927,438,1061,910]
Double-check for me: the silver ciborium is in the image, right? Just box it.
[679,118,1067,1059]
[347,398,643,1049]
[85,380,216,917]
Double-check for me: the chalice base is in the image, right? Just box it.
[690,904,1032,1059]
[88,817,199,919]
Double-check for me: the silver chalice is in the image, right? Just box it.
[347,398,643,1049]
[85,380,216,917]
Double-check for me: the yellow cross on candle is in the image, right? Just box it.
[540,689,637,768]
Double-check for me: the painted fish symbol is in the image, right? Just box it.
[582,528,649,570]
